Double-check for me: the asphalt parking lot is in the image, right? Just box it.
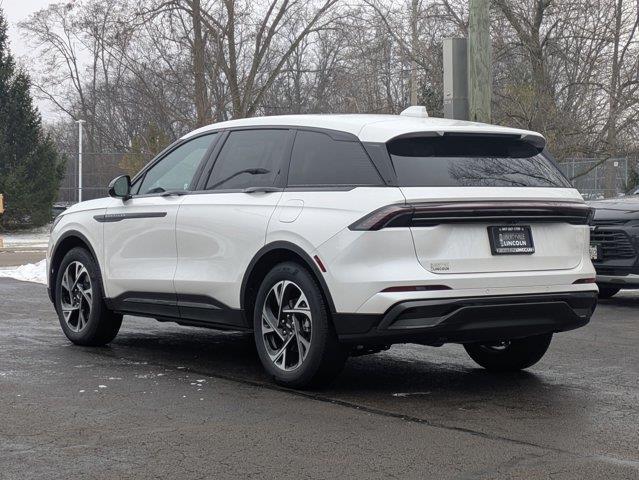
[0,277,638,479]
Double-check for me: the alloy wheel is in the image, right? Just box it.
[60,261,93,332]
[261,280,313,371]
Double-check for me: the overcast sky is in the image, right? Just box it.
[2,0,53,57]
[2,0,59,119]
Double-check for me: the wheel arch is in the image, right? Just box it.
[240,241,336,325]
[49,230,103,304]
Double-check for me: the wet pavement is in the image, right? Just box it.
[0,278,637,479]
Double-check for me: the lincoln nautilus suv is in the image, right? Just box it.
[47,109,598,387]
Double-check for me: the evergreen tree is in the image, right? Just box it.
[0,8,64,228]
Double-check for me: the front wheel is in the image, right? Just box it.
[253,262,347,388]
[464,333,552,371]
[54,247,122,346]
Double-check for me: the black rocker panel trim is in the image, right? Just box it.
[176,294,245,327]
[105,292,245,329]
[93,212,167,223]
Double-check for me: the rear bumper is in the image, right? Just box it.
[334,291,597,345]
[596,273,639,287]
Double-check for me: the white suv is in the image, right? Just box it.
[47,111,598,387]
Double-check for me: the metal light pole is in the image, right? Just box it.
[76,119,86,202]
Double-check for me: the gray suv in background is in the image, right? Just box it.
[589,196,639,297]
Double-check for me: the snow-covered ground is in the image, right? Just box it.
[0,227,49,284]
[0,226,50,250]
[0,259,47,284]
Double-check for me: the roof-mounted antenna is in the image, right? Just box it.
[400,106,429,118]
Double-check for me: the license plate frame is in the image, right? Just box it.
[488,225,535,255]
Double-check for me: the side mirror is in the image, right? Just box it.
[108,175,131,200]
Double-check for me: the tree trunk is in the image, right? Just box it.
[604,0,623,197]
[191,0,211,127]
[409,0,419,106]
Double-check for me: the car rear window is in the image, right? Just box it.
[387,135,571,188]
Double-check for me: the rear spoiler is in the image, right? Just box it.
[387,131,546,151]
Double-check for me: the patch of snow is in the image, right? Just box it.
[98,385,107,389]
[0,259,47,284]
[392,392,432,397]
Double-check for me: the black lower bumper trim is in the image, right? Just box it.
[335,291,597,346]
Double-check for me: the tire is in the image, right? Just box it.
[464,333,553,372]
[54,247,122,346]
[597,286,620,299]
[253,262,347,388]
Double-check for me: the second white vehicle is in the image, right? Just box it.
[47,110,598,387]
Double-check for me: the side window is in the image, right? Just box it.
[205,129,289,190]
[137,134,215,195]
[287,130,382,186]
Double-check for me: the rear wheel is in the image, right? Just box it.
[253,262,347,388]
[54,247,122,346]
[464,333,552,371]
[597,286,620,299]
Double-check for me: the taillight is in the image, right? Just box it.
[348,204,413,231]
[349,201,593,230]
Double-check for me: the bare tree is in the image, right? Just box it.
[18,0,639,178]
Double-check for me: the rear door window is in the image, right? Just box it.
[206,129,289,190]
[387,135,571,188]
[288,130,382,187]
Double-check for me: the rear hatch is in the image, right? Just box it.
[387,134,589,275]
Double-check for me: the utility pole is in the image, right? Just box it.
[467,0,491,123]
[76,119,85,203]
[443,38,468,120]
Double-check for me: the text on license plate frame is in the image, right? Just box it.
[488,225,535,255]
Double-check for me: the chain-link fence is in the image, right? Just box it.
[58,152,152,204]
[558,157,637,200]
